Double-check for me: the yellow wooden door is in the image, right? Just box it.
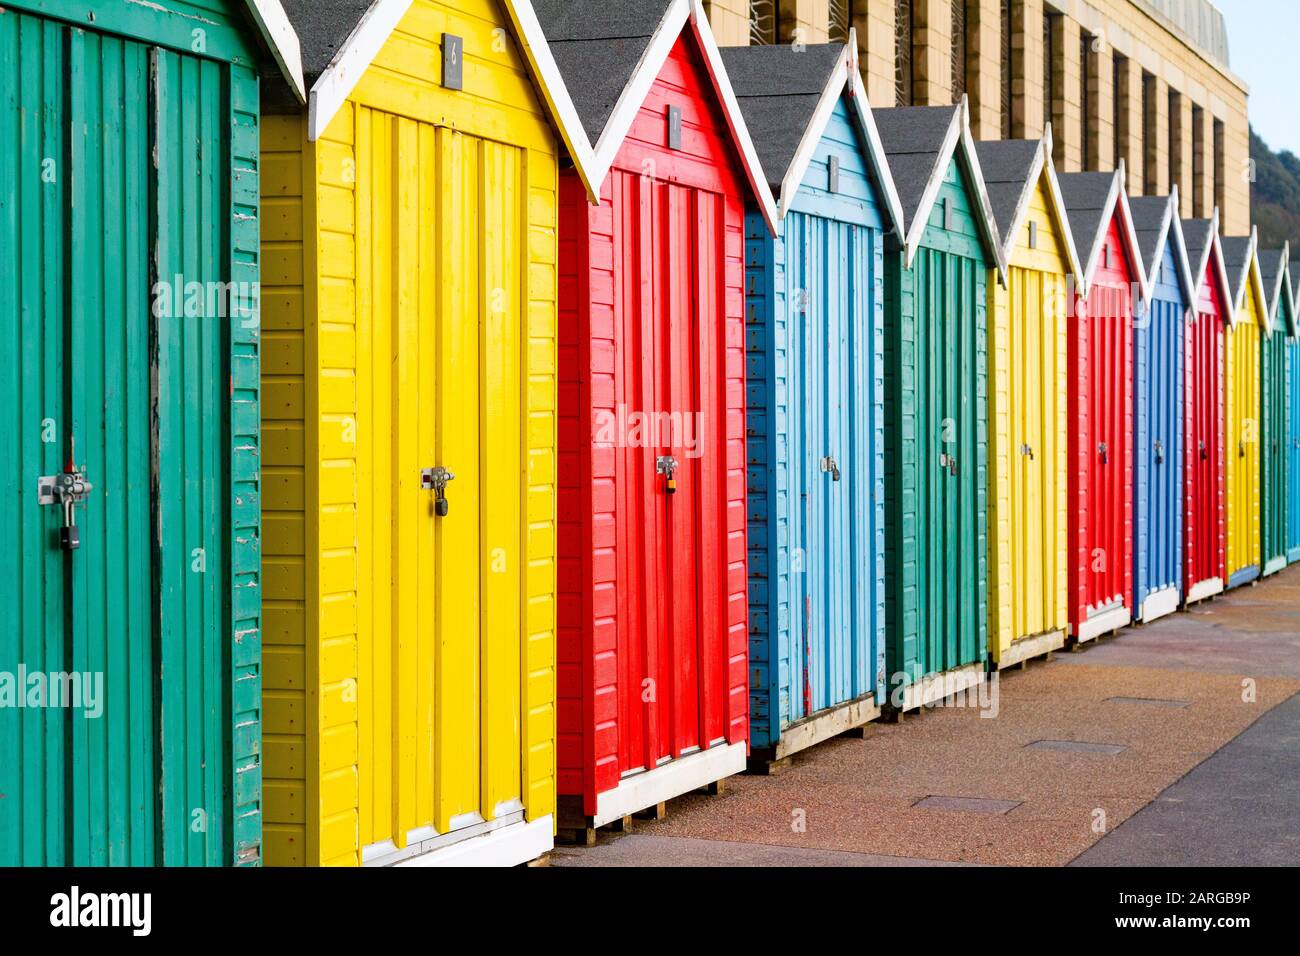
[353,107,525,851]
[1226,319,1262,580]
[1006,266,1066,643]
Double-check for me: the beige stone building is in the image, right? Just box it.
[704,0,1251,233]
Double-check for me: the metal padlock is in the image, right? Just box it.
[1098,441,1109,465]
[1154,438,1165,464]
[421,466,455,516]
[656,455,679,495]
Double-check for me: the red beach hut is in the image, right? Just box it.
[534,0,778,836]
[1057,167,1149,643]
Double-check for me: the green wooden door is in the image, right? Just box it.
[1,9,258,866]
[1262,325,1288,571]
[913,247,984,676]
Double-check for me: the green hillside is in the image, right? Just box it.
[1251,127,1300,249]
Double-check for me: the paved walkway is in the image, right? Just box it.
[551,565,1300,867]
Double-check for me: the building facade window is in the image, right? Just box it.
[1142,71,1156,193]
[829,0,851,43]
[952,0,968,103]
[1043,10,1056,133]
[1112,53,1125,171]
[896,0,915,106]
[1168,89,1181,201]
[1192,104,1206,216]
[1081,30,1093,169]
[751,0,779,45]
[1214,118,1226,215]
[1001,0,1013,138]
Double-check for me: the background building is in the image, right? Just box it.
[704,0,1251,234]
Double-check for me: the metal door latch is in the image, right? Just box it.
[821,456,841,482]
[38,469,93,551]
[1153,438,1165,464]
[421,466,455,516]
[1020,443,1035,461]
[656,455,679,494]
[1098,441,1109,465]
[938,452,959,477]
[1239,440,1246,459]
[1199,439,1208,460]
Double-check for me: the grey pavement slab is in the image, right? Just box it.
[1071,692,1300,866]
[548,833,977,867]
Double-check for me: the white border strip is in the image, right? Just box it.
[506,0,600,200]
[392,815,553,867]
[687,0,779,233]
[592,741,745,827]
[589,0,691,186]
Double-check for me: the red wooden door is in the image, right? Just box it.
[1085,280,1132,614]
[614,171,725,774]
[1185,304,1224,590]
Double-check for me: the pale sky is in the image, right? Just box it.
[1214,0,1300,156]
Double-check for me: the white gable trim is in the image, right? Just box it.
[987,125,1081,288]
[901,106,961,264]
[774,32,904,237]
[588,0,691,185]
[307,0,413,141]
[244,0,306,103]
[1146,187,1198,307]
[901,100,1006,280]
[504,0,599,200]
[687,0,779,233]
[1112,167,1151,305]
[846,43,905,239]
[571,0,778,230]
[1198,209,1236,328]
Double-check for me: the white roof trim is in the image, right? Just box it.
[307,0,413,141]
[687,0,779,233]
[1260,241,1289,325]
[988,125,1082,289]
[1070,167,1149,303]
[504,0,599,201]
[1224,227,1258,323]
[901,99,1006,282]
[1110,166,1151,305]
[588,0,691,186]
[845,39,905,239]
[244,0,306,103]
[774,34,903,236]
[1231,229,1271,336]
[1142,187,1198,308]
[1192,208,1235,328]
[571,0,778,230]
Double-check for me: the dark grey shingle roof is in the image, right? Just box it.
[1056,171,1116,273]
[1128,195,1173,280]
[280,0,376,87]
[1259,248,1286,314]
[720,44,846,193]
[972,139,1039,240]
[1182,219,1215,279]
[1220,235,1253,300]
[534,0,676,145]
[872,106,959,228]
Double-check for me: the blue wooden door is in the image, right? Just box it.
[1133,251,1185,616]
[782,212,881,723]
